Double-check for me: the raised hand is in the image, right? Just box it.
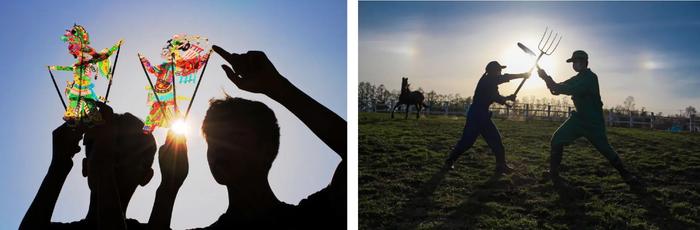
[505,94,517,102]
[149,131,188,228]
[20,124,83,229]
[537,67,548,79]
[213,45,288,98]
[51,123,84,167]
[158,131,189,189]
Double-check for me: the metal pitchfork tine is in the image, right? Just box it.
[513,26,562,96]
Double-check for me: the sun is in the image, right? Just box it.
[170,118,190,135]
[499,45,558,92]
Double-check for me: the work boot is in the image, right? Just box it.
[495,163,514,175]
[543,169,566,187]
[611,161,645,191]
[444,156,456,170]
[619,170,645,191]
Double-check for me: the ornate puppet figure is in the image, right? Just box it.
[139,34,210,133]
[49,24,121,126]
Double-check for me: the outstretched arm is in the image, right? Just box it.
[149,132,188,229]
[214,46,347,225]
[49,65,75,71]
[537,68,589,95]
[213,46,346,160]
[198,52,211,68]
[138,54,159,75]
[500,72,529,84]
[20,124,83,229]
[495,94,517,105]
[90,40,123,63]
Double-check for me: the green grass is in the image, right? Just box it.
[359,112,700,229]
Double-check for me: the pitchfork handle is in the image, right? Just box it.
[513,52,545,96]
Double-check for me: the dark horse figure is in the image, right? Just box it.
[391,77,427,119]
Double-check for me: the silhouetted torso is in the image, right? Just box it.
[471,73,519,110]
[558,68,604,125]
[194,184,345,229]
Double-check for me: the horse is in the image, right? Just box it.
[391,77,427,119]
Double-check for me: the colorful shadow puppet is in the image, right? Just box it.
[49,24,122,126]
[139,34,211,133]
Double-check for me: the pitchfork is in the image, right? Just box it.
[512,27,562,96]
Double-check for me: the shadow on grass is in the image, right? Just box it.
[428,171,557,229]
[435,175,594,229]
[629,183,693,229]
[394,165,450,229]
[551,176,691,229]
[550,177,596,229]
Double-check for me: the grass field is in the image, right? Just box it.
[359,112,700,229]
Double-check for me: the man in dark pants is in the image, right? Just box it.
[537,50,641,189]
[444,61,528,174]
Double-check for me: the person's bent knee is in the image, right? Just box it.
[550,137,566,149]
[492,143,505,155]
[551,143,563,150]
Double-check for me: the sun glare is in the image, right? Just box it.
[170,119,189,135]
[499,45,557,92]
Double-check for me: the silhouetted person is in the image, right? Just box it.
[444,61,528,174]
[20,101,188,229]
[537,50,641,190]
[183,46,346,229]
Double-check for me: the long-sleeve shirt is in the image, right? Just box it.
[471,73,526,110]
[543,68,605,124]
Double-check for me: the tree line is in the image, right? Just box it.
[359,81,697,118]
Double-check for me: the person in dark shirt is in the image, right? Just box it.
[444,61,528,174]
[537,50,641,190]
[20,101,188,229]
[185,46,346,229]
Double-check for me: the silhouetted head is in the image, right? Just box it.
[83,113,156,205]
[202,96,280,186]
[161,34,209,62]
[566,50,589,72]
[401,77,409,92]
[486,61,506,76]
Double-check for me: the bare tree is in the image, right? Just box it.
[426,90,438,108]
[685,106,697,118]
[358,82,376,111]
[375,84,391,106]
[623,96,636,112]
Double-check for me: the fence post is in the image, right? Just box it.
[465,102,470,118]
[506,105,510,117]
[547,104,551,120]
[568,107,572,117]
[650,112,655,129]
[629,110,633,128]
[444,102,448,116]
[690,115,694,132]
[525,104,530,121]
[388,99,394,113]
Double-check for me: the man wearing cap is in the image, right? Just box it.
[537,50,641,189]
[444,61,528,175]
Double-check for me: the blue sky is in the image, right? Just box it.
[0,0,345,228]
[360,2,700,115]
